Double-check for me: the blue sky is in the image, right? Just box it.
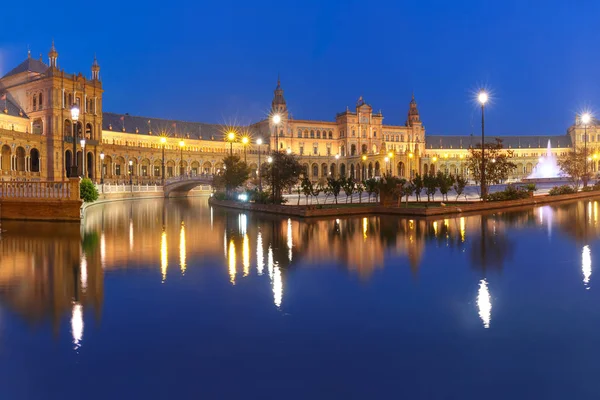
[1,0,599,135]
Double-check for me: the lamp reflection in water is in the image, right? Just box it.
[100,232,106,269]
[257,232,264,275]
[161,229,168,283]
[80,255,88,292]
[129,219,134,250]
[71,303,84,350]
[228,240,236,285]
[363,217,368,239]
[477,279,492,329]
[239,213,247,236]
[243,234,250,277]
[180,222,186,275]
[287,218,293,261]
[459,217,466,243]
[582,245,592,288]
[268,245,282,308]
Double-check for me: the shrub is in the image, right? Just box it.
[248,189,270,204]
[486,184,529,201]
[80,178,99,203]
[213,192,227,200]
[548,185,576,196]
[524,183,537,192]
[593,181,600,191]
[581,186,594,192]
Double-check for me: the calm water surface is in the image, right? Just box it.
[1,197,600,399]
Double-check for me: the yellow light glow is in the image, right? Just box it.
[81,255,88,292]
[460,217,466,242]
[594,154,598,159]
[180,222,186,275]
[433,221,438,236]
[243,234,250,277]
[594,201,598,224]
[388,152,393,158]
[228,240,236,285]
[257,231,264,275]
[241,136,249,145]
[227,132,235,141]
[478,90,489,105]
[129,219,134,250]
[161,230,168,283]
[432,156,437,162]
[286,148,292,154]
[100,232,106,269]
[160,137,167,144]
[409,153,414,158]
[583,245,592,287]
[444,154,448,159]
[287,218,293,262]
[179,140,185,148]
[273,266,283,308]
[477,279,492,328]
[459,154,464,159]
[384,157,389,162]
[363,217,368,239]
[71,302,84,350]
[272,114,281,124]
[362,155,367,161]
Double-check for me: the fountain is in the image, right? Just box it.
[523,140,569,183]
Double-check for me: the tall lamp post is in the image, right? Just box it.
[99,151,105,185]
[179,140,185,177]
[80,139,86,178]
[70,105,80,177]
[361,154,367,180]
[241,136,249,163]
[227,132,235,157]
[129,159,133,186]
[478,90,489,201]
[257,138,263,191]
[271,114,281,201]
[582,112,591,187]
[160,137,166,184]
[408,152,414,179]
[335,154,340,177]
[384,157,389,177]
[387,151,394,175]
[272,114,281,152]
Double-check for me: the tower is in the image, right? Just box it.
[271,76,287,117]
[91,55,100,80]
[48,40,58,68]
[406,93,421,127]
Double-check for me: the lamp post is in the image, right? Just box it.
[80,139,86,178]
[478,90,489,201]
[271,114,281,201]
[227,132,235,157]
[129,159,133,186]
[179,140,185,177]
[388,151,394,175]
[241,136,249,163]
[257,138,263,191]
[361,154,367,180]
[335,154,340,178]
[160,137,166,184]
[384,157,389,177]
[408,152,414,179]
[272,114,281,152]
[432,156,437,174]
[100,151,105,185]
[70,105,80,177]
[582,112,591,187]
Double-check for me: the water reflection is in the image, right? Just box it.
[2,198,600,338]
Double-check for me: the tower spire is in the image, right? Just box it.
[48,40,58,68]
[91,54,100,80]
[271,75,287,115]
[406,93,420,127]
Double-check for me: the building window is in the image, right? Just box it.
[310,130,315,138]
[154,166,160,176]
[142,166,148,176]
[297,129,302,138]
[352,130,356,137]
[32,95,37,111]
[313,146,318,155]
[299,146,304,155]
[317,130,321,139]
[304,130,308,138]
[116,165,121,176]
[327,147,331,156]
[373,130,377,137]
[329,131,333,139]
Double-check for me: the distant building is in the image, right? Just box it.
[0,43,596,183]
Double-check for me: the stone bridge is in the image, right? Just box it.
[163,175,214,197]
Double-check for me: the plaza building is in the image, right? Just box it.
[0,43,598,184]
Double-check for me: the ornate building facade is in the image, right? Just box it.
[0,44,598,185]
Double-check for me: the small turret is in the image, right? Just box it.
[48,40,58,68]
[271,75,287,115]
[91,55,100,80]
[406,93,421,127]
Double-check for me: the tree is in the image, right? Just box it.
[301,176,313,204]
[401,179,415,207]
[413,173,424,202]
[465,138,517,197]
[327,177,343,204]
[356,181,364,203]
[342,178,355,203]
[296,185,302,205]
[424,172,438,202]
[312,181,323,205]
[212,155,250,198]
[321,179,332,204]
[364,178,379,203]
[453,174,468,200]
[80,178,99,203]
[437,171,455,201]
[261,151,303,204]
[558,148,587,190]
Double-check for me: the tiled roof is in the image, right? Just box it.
[425,135,572,150]
[102,112,264,140]
[0,93,28,119]
[2,57,48,79]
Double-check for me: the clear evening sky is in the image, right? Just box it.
[1,0,597,136]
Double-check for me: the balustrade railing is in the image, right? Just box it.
[0,179,79,200]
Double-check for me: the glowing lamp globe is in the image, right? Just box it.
[272,114,281,124]
[478,91,488,105]
[582,113,592,125]
[256,138,263,145]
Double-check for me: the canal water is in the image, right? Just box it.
[1,197,599,399]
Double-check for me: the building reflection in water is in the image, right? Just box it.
[5,197,600,339]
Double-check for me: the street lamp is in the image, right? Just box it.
[362,154,367,180]
[271,114,281,201]
[408,152,414,179]
[129,159,133,186]
[272,113,281,151]
[99,151,105,185]
[335,154,340,177]
[80,139,86,178]
[257,138,263,191]
[227,131,235,157]
[582,112,592,187]
[387,151,394,175]
[286,147,292,154]
[241,136,249,163]
[384,156,389,176]
[179,140,185,177]
[478,90,489,201]
[160,137,166,184]
[70,105,80,177]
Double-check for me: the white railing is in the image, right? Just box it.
[0,180,79,200]
[96,183,162,194]
[165,174,214,184]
